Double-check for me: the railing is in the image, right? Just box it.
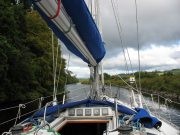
[1,84,180,132]
[0,86,89,128]
[104,84,180,130]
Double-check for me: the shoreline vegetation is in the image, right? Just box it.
[0,1,78,103]
[80,70,180,100]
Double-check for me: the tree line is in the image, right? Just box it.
[0,0,78,103]
[81,71,180,98]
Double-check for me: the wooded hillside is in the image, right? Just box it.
[0,1,78,103]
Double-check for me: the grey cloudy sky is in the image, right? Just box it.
[61,0,180,78]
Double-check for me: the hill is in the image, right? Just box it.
[171,69,180,74]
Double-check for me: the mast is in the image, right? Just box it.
[97,0,105,91]
[90,0,103,98]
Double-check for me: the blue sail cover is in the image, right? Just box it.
[30,99,161,128]
[133,108,162,128]
[32,0,106,64]
[33,99,136,117]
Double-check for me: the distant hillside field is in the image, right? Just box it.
[171,69,180,74]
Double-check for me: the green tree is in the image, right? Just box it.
[0,1,36,102]
[26,10,67,95]
[104,73,111,80]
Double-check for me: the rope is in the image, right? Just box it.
[47,129,61,135]
[46,0,61,20]
[2,132,11,135]
[38,97,44,109]
[14,104,26,126]
[22,122,38,135]
[22,121,38,133]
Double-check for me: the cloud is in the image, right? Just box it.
[68,67,90,78]
[59,0,180,78]
[66,45,180,78]
[100,0,180,55]
[104,45,180,74]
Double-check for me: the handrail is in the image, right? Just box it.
[43,100,59,125]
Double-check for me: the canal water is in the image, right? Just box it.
[1,83,180,134]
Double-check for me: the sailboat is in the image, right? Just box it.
[3,0,180,135]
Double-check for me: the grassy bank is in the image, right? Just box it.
[80,71,180,99]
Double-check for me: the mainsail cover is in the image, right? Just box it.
[32,0,106,64]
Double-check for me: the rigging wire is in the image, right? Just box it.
[55,42,63,98]
[114,0,138,90]
[64,51,71,94]
[135,0,141,93]
[111,0,129,77]
[52,31,56,100]
[107,60,150,110]
[114,0,130,76]
[0,109,39,126]
[107,61,138,92]
[56,55,62,91]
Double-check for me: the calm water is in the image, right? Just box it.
[1,83,180,134]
